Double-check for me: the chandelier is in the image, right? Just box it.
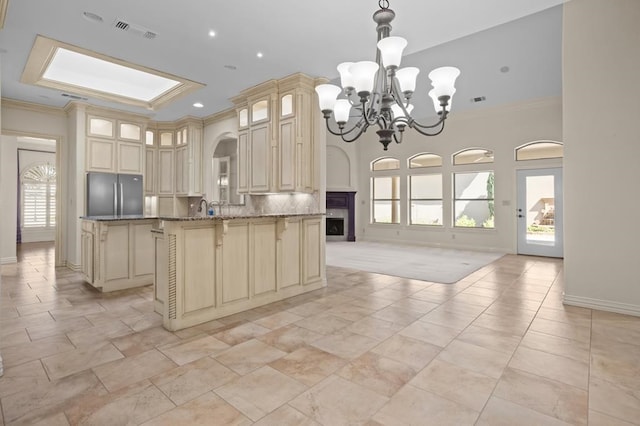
[315,0,460,150]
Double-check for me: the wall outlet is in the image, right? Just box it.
[451,234,456,239]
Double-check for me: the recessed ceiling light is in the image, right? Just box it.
[82,11,104,23]
[208,30,216,37]
[256,52,264,59]
[193,102,204,108]
[500,65,510,73]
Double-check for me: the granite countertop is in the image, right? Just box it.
[158,212,324,221]
[80,215,159,221]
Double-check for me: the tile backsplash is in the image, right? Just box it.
[187,192,320,216]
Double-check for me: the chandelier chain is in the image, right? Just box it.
[379,0,390,10]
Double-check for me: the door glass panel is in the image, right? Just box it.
[525,175,555,245]
[252,100,269,122]
[89,118,114,137]
[160,132,173,146]
[239,108,248,127]
[281,94,293,116]
[120,123,141,140]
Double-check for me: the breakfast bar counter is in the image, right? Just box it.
[153,213,325,331]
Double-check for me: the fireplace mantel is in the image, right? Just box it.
[326,191,356,241]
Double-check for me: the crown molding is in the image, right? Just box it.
[1,97,66,116]
[0,0,8,29]
[203,107,236,126]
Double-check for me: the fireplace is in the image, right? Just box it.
[326,218,345,236]
[326,191,356,241]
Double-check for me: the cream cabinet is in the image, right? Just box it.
[157,148,174,194]
[145,121,203,198]
[231,74,321,194]
[86,116,144,174]
[144,148,156,194]
[158,215,325,330]
[174,145,189,195]
[81,219,158,292]
[80,221,95,283]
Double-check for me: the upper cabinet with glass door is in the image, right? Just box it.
[86,114,145,174]
[231,73,323,194]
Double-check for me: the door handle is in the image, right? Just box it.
[518,214,524,218]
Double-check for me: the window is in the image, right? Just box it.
[372,176,400,223]
[372,157,400,171]
[453,148,494,165]
[409,153,442,168]
[371,157,400,224]
[22,163,56,229]
[516,141,563,161]
[454,171,494,228]
[409,174,443,225]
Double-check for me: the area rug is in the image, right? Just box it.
[326,241,505,284]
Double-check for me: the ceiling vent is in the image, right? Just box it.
[62,93,88,101]
[471,96,486,103]
[112,18,157,39]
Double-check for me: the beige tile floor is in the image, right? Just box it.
[0,242,639,425]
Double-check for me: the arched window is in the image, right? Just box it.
[371,157,400,171]
[515,141,563,161]
[408,153,442,168]
[22,163,56,229]
[453,148,494,165]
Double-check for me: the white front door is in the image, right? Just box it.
[516,168,563,257]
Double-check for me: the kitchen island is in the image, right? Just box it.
[153,214,325,331]
[81,216,159,292]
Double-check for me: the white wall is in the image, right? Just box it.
[563,0,640,315]
[0,135,17,263]
[348,97,562,252]
[1,101,67,265]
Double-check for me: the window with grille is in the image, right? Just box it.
[22,163,56,229]
[371,158,400,224]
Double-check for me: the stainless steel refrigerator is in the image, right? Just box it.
[86,172,143,216]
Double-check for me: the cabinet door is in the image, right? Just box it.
[237,131,249,193]
[144,148,156,194]
[175,147,185,194]
[250,123,271,192]
[158,149,174,194]
[280,219,301,288]
[104,224,129,282]
[86,138,115,172]
[302,217,323,285]
[81,231,94,283]
[278,118,295,191]
[252,221,277,296]
[117,141,143,174]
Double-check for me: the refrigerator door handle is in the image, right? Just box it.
[113,182,118,216]
[120,183,124,216]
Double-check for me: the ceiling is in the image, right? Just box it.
[0,0,564,122]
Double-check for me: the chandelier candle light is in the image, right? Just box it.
[315,0,460,150]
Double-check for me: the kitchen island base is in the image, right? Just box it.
[154,215,325,331]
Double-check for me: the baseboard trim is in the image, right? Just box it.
[1,256,17,264]
[65,261,81,272]
[564,294,640,317]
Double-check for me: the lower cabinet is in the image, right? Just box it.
[81,219,158,292]
[159,215,325,330]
